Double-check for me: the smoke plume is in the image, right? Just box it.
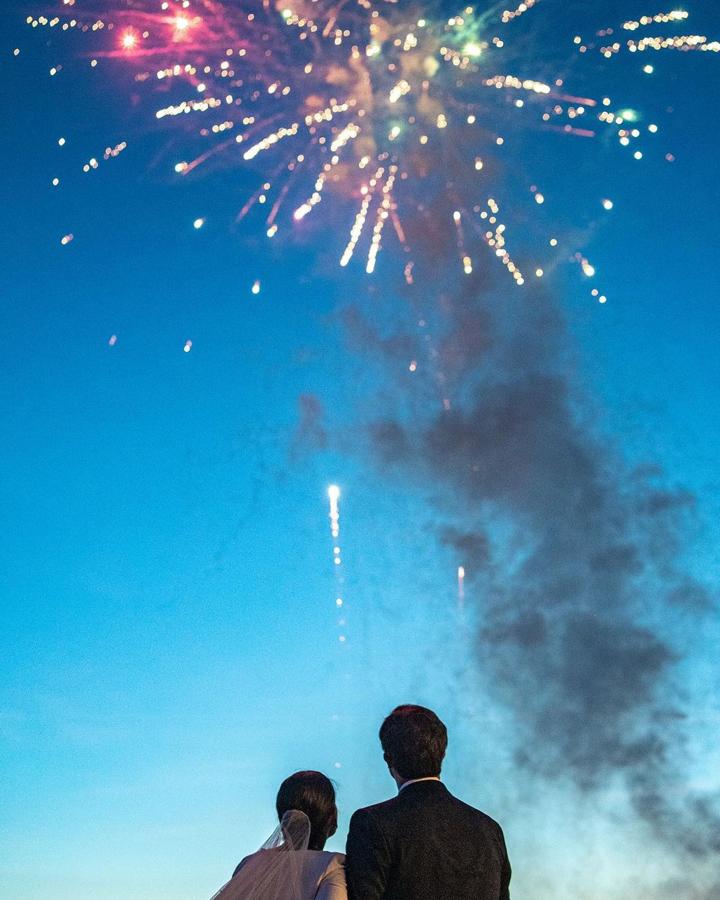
[351,265,717,870]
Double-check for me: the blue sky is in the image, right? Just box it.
[1,2,719,898]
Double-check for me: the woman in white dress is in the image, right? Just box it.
[210,771,346,900]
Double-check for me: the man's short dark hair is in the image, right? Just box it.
[379,705,448,779]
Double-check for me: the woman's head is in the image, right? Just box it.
[276,771,337,851]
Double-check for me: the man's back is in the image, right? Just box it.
[346,780,511,900]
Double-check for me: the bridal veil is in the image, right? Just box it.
[210,809,312,900]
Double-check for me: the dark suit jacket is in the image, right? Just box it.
[345,780,510,900]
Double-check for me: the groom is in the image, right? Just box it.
[346,704,511,899]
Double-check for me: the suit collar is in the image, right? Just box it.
[397,779,449,797]
[398,776,442,792]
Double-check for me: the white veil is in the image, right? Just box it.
[209,809,312,900]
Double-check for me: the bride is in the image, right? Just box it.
[210,771,346,900]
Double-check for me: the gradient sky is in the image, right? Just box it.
[1,2,719,899]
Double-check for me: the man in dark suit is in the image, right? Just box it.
[346,704,511,900]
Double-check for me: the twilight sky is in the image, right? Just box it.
[1,2,719,898]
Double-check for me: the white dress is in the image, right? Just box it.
[217,848,347,900]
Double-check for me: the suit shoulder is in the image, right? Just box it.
[350,796,400,823]
[450,795,506,833]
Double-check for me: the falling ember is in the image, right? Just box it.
[458,566,465,606]
[328,485,340,540]
[193,217,205,230]
[575,252,596,278]
[327,485,348,645]
[183,339,192,352]
[108,334,117,346]
[251,279,261,295]
[60,233,73,245]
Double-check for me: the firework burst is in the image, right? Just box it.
[27,1,718,299]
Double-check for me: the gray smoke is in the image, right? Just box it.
[355,270,718,863]
[292,393,328,456]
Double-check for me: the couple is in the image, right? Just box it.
[211,704,511,900]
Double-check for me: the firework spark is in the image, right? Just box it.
[27,1,718,302]
[327,484,347,644]
[328,483,340,543]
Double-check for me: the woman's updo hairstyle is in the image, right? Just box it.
[276,771,337,851]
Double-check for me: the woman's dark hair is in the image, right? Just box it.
[276,771,337,851]
[379,704,448,780]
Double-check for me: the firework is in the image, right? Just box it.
[328,483,340,544]
[27,1,718,301]
[327,484,346,644]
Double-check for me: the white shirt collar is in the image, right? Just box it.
[398,776,441,792]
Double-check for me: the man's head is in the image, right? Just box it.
[379,704,448,783]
